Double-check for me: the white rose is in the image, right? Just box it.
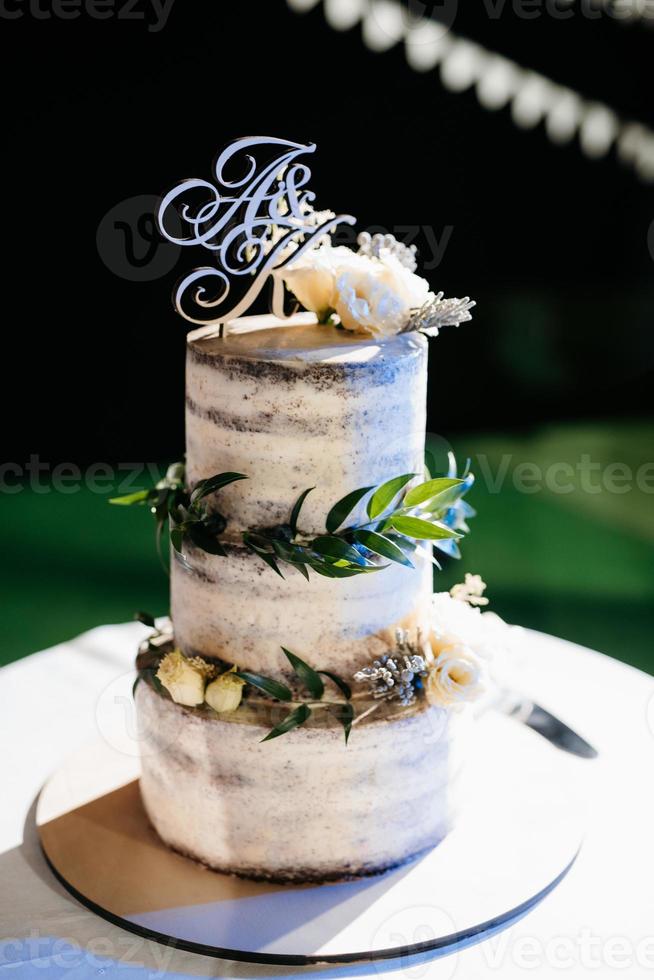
[205,671,246,714]
[156,650,212,707]
[274,245,365,320]
[275,245,432,336]
[426,644,485,707]
[430,592,526,696]
[334,253,432,337]
[432,593,506,661]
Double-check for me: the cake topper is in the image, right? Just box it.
[157,136,356,328]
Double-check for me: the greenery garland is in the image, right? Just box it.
[133,616,354,743]
[110,460,475,579]
[133,616,450,744]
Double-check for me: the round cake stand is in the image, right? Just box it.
[37,712,587,968]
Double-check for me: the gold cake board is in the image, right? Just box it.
[37,714,587,966]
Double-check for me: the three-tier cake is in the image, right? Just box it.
[124,136,487,883]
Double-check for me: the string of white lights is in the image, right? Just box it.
[591,0,654,22]
[286,0,654,182]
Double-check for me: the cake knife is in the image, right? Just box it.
[498,693,598,759]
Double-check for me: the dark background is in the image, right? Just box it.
[1,0,652,667]
[1,0,652,459]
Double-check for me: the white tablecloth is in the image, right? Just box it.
[1,622,654,978]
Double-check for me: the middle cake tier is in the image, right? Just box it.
[172,541,433,680]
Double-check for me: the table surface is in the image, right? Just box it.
[2,621,654,979]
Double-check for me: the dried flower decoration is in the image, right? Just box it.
[404,292,476,336]
[356,231,418,272]
[353,629,429,706]
[156,649,216,707]
[205,668,246,714]
[450,573,489,606]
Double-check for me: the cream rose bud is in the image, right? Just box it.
[426,644,485,708]
[156,650,211,707]
[205,672,246,714]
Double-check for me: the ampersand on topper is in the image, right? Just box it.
[157,136,356,330]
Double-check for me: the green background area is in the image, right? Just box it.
[2,421,653,674]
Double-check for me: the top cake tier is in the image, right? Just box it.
[186,313,428,536]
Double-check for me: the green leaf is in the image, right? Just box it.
[272,540,317,567]
[170,501,193,526]
[257,550,286,577]
[108,489,151,506]
[385,532,418,557]
[352,530,414,568]
[293,562,310,582]
[190,472,247,505]
[170,527,184,555]
[261,704,312,742]
[310,535,368,566]
[404,477,464,508]
[417,484,472,516]
[134,611,156,628]
[325,485,374,534]
[318,670,352,700]
[309,561,383,579]
[434,538,460,559]
[282,648,324,700]
[187,523,228,556]
[289,487,314,536]
[389,516,461,540]
[330,702,354,744]
[367,473,416,519]
[132,673,143,698]
[243,533,285,578]
[234,671,293,702]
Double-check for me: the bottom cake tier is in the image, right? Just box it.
[136,680,472,883]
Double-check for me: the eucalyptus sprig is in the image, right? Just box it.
[109,459,474,580]
[243,469,474,579]
[235,648,354,743]
[110,463,246,568]
[135,636,354,744]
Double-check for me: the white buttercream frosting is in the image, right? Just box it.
[185,314,428,535]
[150,312,473,881]
[137,682,471,882]
[172,541,432,680]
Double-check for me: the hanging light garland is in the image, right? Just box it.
[286,0,654,182]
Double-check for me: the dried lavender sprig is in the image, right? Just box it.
[353,630,429,707]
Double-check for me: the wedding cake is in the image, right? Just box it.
[121,137,491,882]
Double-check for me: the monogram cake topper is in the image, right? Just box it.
[157,136,356,328]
